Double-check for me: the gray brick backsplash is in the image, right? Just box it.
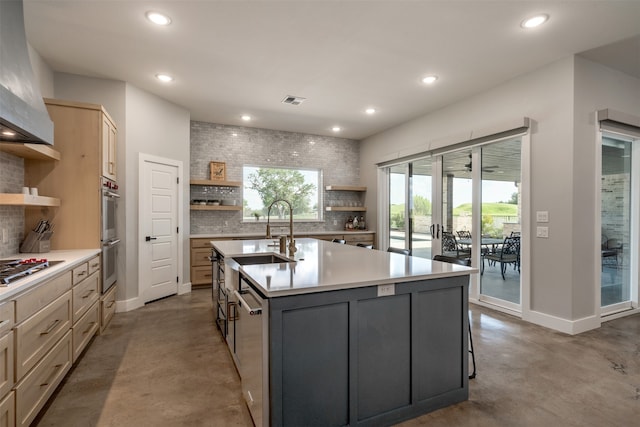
[190,121,363,234]
[0,152,25,257]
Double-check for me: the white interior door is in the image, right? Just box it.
[140,157,180,303]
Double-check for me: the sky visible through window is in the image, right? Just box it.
[391,174,517,206]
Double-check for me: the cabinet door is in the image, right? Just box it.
[101,115,117,181]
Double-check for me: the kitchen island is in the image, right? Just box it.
[212,238,477,427]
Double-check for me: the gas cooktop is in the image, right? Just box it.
[0,258,64,286]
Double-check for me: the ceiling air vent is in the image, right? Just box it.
[282,95,306,106]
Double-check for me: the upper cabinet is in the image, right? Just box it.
[101,115,117,181]
[23,99,118,249]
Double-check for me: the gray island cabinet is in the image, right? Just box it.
[212,238,476,427]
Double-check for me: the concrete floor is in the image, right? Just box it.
[35,288,639,427]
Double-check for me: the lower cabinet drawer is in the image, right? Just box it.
[72,271,100,323]
[191,265,213,285]
[0,390,15,427]
[72,302,99,363]
[345,234,374,244]
[15,330,72,427]
[100,285,116,334]
[15,291,72,381]
[0,331,14,399]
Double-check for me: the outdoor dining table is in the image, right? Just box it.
[458,237,504,253]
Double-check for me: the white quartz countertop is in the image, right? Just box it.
[212,238,477,298]
[0,249,101,301]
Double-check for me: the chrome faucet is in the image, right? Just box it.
[265,198,296,256]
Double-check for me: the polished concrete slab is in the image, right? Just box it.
[34,288,639,427]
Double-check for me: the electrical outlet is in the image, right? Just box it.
[536,211,549,222]
[536,226,549,238]
[1,228,7,244]
[333,220,337,226]
[377,283,395,297]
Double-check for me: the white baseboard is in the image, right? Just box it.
[115,296,144,313]
[116,283,192,312]
[523,310,601,335]
[179,282,191,295]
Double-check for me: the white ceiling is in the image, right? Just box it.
[23,1,640,140]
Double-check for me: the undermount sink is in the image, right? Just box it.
[232,253,293,265]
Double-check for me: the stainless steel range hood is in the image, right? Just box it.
[0,0,53,145]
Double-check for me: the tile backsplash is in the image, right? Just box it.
[0,151,25,257]
[190,122,363,235]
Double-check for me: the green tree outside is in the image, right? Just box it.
[245,168,316,218]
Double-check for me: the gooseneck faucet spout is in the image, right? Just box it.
[265,198,296,256]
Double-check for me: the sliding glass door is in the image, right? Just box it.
[384,136,523,311]
[601,135,633,312]
[389,164,408,251]
[479,140,522,306]
[388,160,435,257]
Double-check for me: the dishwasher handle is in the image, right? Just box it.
[234,290,262,315]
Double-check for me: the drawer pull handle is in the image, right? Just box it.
[77,271,87,276]
[82,289,95,299]
[0,319,10,329]
[106,301,115,309]
[204,274,212,278]
[83,322,97,334]
[91,263,100,268]
[40,364,63,387]
[40,319,61,335]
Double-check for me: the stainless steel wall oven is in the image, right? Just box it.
[101,177,120,293]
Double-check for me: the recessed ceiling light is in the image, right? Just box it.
[1,130,16,137]
[156,73,173,82]
[241,115,251,121]
[521,14,549,28]
[365,108,376,115]
[332,126,341,132]
[146,11,171,26]
[422,75,438,84]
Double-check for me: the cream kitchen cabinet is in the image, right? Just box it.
[13,270,73,427]
[100,283,116,334]
[24,98,117,250]
[71,255,100,362]
[0,301,14,427]
[102,114,117,181]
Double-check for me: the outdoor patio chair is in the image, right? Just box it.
[442,231,471,260]
[482,235,520,279]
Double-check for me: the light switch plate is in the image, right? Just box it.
[378,284,395,297]
[536,226,549,238]
[536,211,549,223]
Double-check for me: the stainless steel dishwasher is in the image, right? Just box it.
[235,277,267,427]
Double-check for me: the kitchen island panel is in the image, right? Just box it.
[267,276,469,427]
[279,302,349,426]
[357,294,411,421]
[416,285,465,400]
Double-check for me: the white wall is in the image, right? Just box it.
[125,84,191,301]
[573,56,640,319]
[27,43,53,98]
[53,73,191,303]
[360,56,640,332]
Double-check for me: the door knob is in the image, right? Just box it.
[145,236,157,241]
